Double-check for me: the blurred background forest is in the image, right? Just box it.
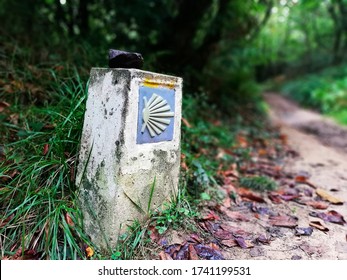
[2,0,347,260]
[2,0,347,116]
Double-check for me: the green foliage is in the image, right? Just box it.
[0,69,90,259]
[153,187,199,235]
[281,64,347,124]
[239,176,277,192]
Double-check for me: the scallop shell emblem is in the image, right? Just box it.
[141,94,174,137]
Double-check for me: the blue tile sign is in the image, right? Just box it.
[137,85,175,144]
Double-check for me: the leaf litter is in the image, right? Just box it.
[156,127,346,260]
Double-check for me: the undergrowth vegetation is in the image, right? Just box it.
[1,37,271,260]
[281,64,347,125]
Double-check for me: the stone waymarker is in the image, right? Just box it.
[76,68,182,250]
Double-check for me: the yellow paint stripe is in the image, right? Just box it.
[143,79,176,89]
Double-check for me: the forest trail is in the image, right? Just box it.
[256,93,347,259]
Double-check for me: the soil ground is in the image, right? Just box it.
[223,93,347,260]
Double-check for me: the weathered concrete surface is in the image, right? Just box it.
[76,68,182,251]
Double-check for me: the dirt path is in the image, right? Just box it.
[220,94,347,260]
[247,93,347,259]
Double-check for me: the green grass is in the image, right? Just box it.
[239,175,277,192]
[0,66,91,259]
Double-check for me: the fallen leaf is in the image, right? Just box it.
[279,134,288,145]
[188,233,202,243]
[188,244,199,260]
[309,221,329,232]
[256,234,271,244]
[295,175,308,183]
[305,200,329,209]
[268,193,282,204]
[148,225,160,242]
[180,154,189,171]
[11,249,41,260]
[0,101,10,113]
[279,194,301,201]
[258,149,268,157]
[234,237,254,249]
[238,188,265,203]
[297,198,329,209]
[209,242,220,251]
[236,135,248,148]
[309,210,346,225]
[295,175,316,189]
[65,213,74,226]
[202,211,220,221]
[251,205,274,216]
[269,215,298,228]
[220,239,238,247]
[295,227,313,236]
[316,188,344,205]
[43,144,49,156]
[0,214,14,228]
[214,229,234,240]
[86,247,94,258]
[9,113,19,125]
[175,243,189,260]
[165,244,181,258]
[194,244,224,260]
[222,208,250,222]
[159,251,173,260]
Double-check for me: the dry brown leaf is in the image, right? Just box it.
[9,113,19,125]
[43,144,49,156]
[309,221,329,232]
[65,213,74,226]
[236,135,248,148]
[268,192,282,204]
[316,188,344,205]
[180,154,189,171]
[86,246,94,258]
[269,215,298,228]
[279,134,288,145]
[0,214,14,228]
[305,200,329,210]
[188,244,199,260]
[234,237,254,249]
[148,225,160,242]
[159,251,173,260]
[220,239,238,248]
[0,101,10,113]
[223,209,250,222]
[258,149,268,157]
[238,188,265,203]
[295,176,316,189]
[202,211,220,221]
[214,229,234,240]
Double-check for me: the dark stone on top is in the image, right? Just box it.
[108,49,144,69]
